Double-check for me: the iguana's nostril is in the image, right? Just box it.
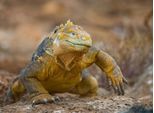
[81,37,86,40]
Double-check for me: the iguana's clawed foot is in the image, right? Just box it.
[31,94,61,106]
[107,75,128,95]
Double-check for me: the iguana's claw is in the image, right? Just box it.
[107,75,127,95]
[31,94,61,106]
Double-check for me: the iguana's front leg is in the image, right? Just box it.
[95,50,128,95]
[20,60,59,105]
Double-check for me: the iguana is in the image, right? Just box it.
[5,20,127,105]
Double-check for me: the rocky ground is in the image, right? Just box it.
[0,94,153,113]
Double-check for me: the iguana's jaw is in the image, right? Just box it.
[64,40,91,52]
[65,40,91,48]
[52,38,92,56]
[63,34,92,52]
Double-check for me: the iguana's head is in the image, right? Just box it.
[49,20,92,56]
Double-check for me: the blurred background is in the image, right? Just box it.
[0,0,152,104]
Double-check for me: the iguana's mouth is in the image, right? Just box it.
[65,40,91,48]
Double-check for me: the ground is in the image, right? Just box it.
[0,94,152,113]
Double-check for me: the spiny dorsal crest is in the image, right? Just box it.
[59,20,74,29]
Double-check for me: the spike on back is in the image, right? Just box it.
[65,20,74,27]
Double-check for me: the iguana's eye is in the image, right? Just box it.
[71,32,75,35]
[69,32,76,38]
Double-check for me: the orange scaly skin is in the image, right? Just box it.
[5,20,127,105]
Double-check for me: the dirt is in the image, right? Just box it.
[0,94,152,113]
